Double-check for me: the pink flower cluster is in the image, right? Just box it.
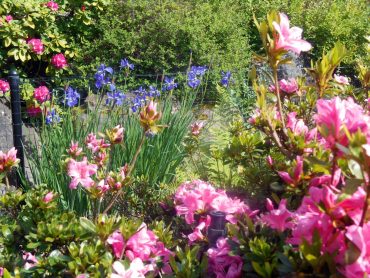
[174,180,257,242]
[207,238,243,278]
[51,53,67,69]
[68,157,97,189]
[333,74,349,85]
[107,223,172,276]
[0,79,10,93]
[315,97,370,150]
[190,122,205,136]
[46,1,59,11]
[260,198,294,232]
[34,86,50,103]
[28,39,44,55]
[0,147,20,173]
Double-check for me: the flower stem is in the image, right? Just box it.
[102,132,146,214]
[272,65,286,131]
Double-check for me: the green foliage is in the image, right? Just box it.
[169,245,208,278]
[77,0,252,74]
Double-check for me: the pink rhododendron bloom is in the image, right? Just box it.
[67,141,83,157]
[287,112,308,136]
[51,53,67,69]
[5,15,13,23]
[277,156,303,187]
[260,199,294,232]
[0,80,10,93]
[94,150,108,167]
[96,179,109,194]
[315,97,370,150]
[207,238,243,278]
[42,192,54,203]
[34,86,50,103]
[23,252,38,270]
[28,39,44,55]
[67,157,98,189]
[111,259,146,278]
[191,122,205,136]
[0,147,20,173]
[107,231,125,258]
[27,106,42,117]
[46,1,59,11]
[333,74,349,85]
[272,13,312,54]
[279,78,298,94]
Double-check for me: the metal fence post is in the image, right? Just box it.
[9,67,25,181]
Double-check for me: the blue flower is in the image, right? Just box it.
[190,66,207,76]
[95,64,113,89]
[64,86,80,107]
[45,109,61,125]
[148,86,160,98]
[106,90,126,106]
[162,76,178,91]
[120,58,134,70]
[220,71,232,87]
[131,96,146,112]
[187,72,201,89]
[134,86,147,97]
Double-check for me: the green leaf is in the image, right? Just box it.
[4,37,12,47]
[348,160,364,179]
[80,217,97,234]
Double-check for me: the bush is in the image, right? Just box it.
[77,0,252,74]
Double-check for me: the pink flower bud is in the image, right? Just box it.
[0,147,20,173]
[190,122,204,136]
[266,155,274,167]
[67,141,83,157]
[43,192,54,203]
[266,198,274,211]
[5,15,13,23]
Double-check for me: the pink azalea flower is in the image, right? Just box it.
[27,106,42,117]
[333,74,349,85]
[46,1,59,11]
[0,267,3,276]
[23,252,38,270]
[107,231,125,258]
[344,222,370,276]
[188,216,211,243]
[260,199,294,232]
[286,112,308,136]
[96,179,109,194]
[5,15,13,23]
[207,238,243,278]
[67,141,83,157]
[42,192,54,203]
[272,13,312,54]
[34,86,50,103]
[0,79,10,93]
[28,38,44,55]
[85,133,110,153]
[125,223,159,261]
[111,259,146,278]
[277,156,303,187]
[51,53,67,69]
[279,78,298,94]
[0,147,20,173]
[191,122,205,136]
[315,97,370,150]
[107,125,124,144]
[67,157,98,189]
